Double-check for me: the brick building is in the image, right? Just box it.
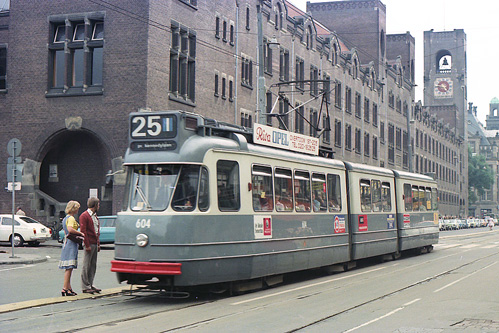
[0,0,465,224]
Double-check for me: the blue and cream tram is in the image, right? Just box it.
[111,110,439,290]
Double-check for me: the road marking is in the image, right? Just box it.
[403,298,421,306]
[433,261,498,293]
[344,307,404,332]
[461,244,480,248]
[231,266,387,306]
[0,264,34,272]
[481,245,497,249]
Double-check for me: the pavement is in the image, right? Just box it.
[0,251,48,264]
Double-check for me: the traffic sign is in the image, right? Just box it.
[7,182,21,191]
[7,138,22,157]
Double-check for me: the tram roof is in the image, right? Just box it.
[392,170,437,183]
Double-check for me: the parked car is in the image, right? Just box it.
[58,215,116,244]
[0,214,52,246]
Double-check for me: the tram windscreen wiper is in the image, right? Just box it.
[133,176,152,210]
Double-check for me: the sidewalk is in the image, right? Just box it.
[0,251,48,265]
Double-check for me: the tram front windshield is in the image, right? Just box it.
[128,164,200,211]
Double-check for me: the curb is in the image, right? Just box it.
[0,285,141,314]
[0,255,48,265]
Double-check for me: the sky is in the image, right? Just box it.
[290,0,499,124]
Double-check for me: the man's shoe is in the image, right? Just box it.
[91,286,102,293]
[82,289,95,294]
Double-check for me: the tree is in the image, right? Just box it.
[468,147,495,204]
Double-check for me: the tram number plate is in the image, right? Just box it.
[130,114,176,140]
[136,219,151,228]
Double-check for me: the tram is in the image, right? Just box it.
[111,110,439,291]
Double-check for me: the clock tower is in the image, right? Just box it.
[423,29,467,140]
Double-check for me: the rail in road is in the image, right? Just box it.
[0,229,498,332]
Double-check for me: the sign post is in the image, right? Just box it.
[7,138,21,258]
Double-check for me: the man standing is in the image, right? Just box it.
[80,197,101,294]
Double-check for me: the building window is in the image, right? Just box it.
[345,124,352,150]
[373,136,378,160]
[296,57,305,90]
[229,22,234,45]
[222,20,227,42]
[214,71,219,97]
[323,115,331,144]
[364,98,370,123]
[355,128,361,154]
[241,110,252,128]
[266,91,273,126]
[179,0,198,7]
[334,119,342,147]
[388,91,394,108]
[396,98,402,114]
[278,98,289,130]
[335,81,342,109]
[241,55,253,88]
[0,46,6,90]
[345,86,351,113]
[229,78,233,101]
[310,65,319,96]
[355,92,361,118]
[295,103,305,134]
[215,16,220,39]
[279,48,289,81]
[372,103,378,127]
[246,7,250,30]
[221,75,226,99]
[380,121,385,144]
[396,127,402,151]
[170,21,196,104]
[310,109,318,137]
[48,16,104,96]
[388,123,395,164]
[364,132,370,156]
[323,74,331,104]
[264,37,273,75]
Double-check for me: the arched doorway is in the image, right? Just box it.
[38,129,112,216]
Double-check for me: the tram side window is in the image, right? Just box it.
[404,183,412,212]
[327,174,342,212]
[172,165,201,212]
[360,179,372,212]
[382,182,391,211]
[252,165,274,212]
[425,187,432,211]
[217,160,240,211]
[312,173,327,212]
[412,185,419,211]
[371,180,382,212]
[198,167,210,211]
[294,170,311,212]
[432,188,438,211]
[419,187,427,211]
[275,168,293,212]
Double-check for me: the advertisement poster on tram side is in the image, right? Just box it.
[387,214,395,229]
[254,216,272,239]
[334,215,346,233]
[403,214,411,227]
[253,123,319,156]
[358,215,368,231]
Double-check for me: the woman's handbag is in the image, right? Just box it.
[67,233,84,245]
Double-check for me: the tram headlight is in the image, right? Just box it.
[136,233,149,247]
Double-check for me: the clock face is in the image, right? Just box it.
[434,78,453,98]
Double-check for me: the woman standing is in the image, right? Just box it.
[58,201,85,296]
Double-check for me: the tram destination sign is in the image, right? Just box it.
[130,113,177,140]
[253,123,319,156]
[130,140,177,152]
